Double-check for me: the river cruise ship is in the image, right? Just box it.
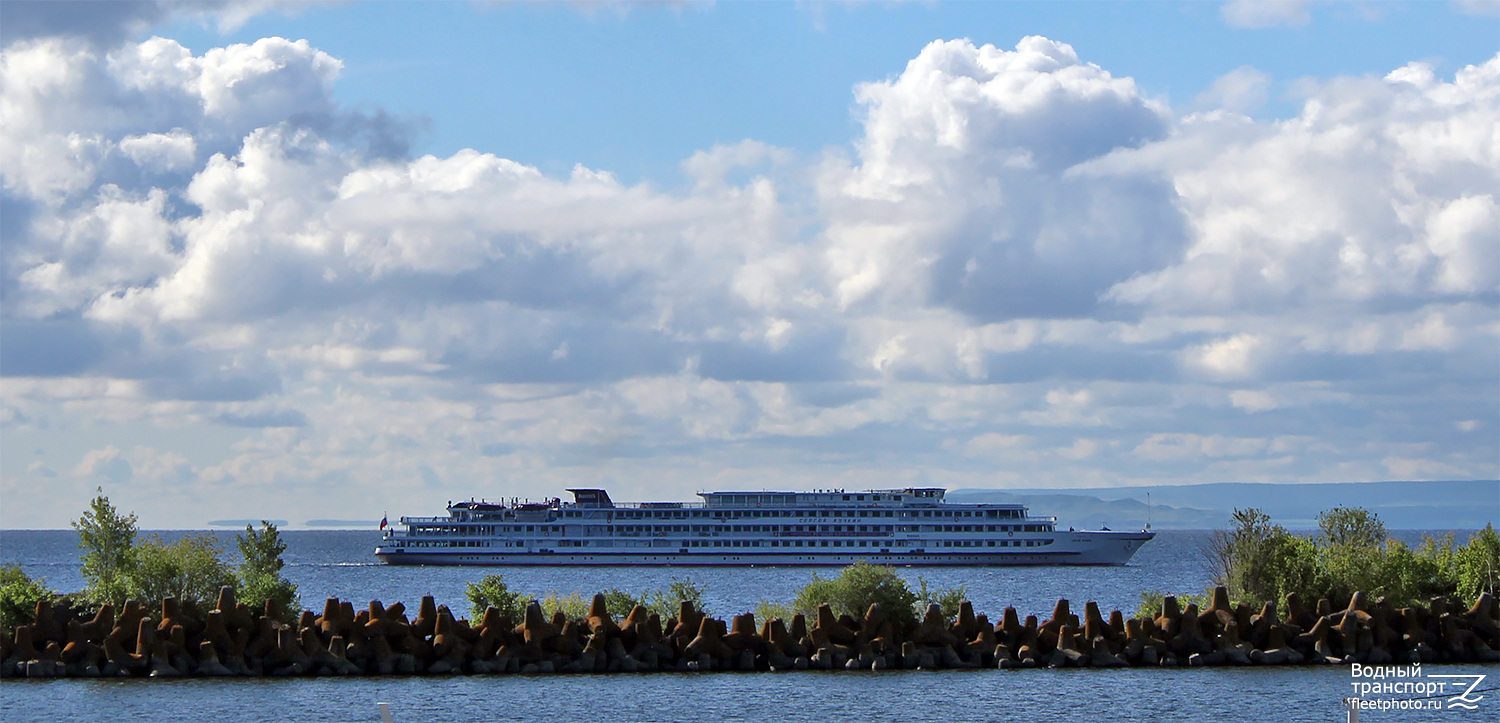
[374,487,1153,566]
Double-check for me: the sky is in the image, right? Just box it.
[0,0,1497,529]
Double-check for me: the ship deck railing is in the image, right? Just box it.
[405,511,1060,520]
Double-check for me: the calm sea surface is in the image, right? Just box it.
[1,529,1493,722]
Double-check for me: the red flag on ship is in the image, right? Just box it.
[379,514,388,530]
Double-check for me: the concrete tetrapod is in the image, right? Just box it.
[4,586,1497,679]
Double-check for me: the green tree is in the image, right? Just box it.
[0,566,54,630]
[1207,508,1289,604]
[71,489,138,607]
[236,521,299,616]
[126,534,236,611]
[1318,506,1387,548]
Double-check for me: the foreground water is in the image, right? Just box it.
[4,659,1496,723]
[2,529,1494,722]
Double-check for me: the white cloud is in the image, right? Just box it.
[1133,433,1269,461]
[73,444,133,483]
[1196,66,1271,114]
[1186,334,1270,380]
[1,29,1495,527]
[1229,389,1279,412]
[820,37,1180,321]
[1221,0,1313,29]
[1452,0,1500,18]
[1106,54,1500,316]
[118,130,197,173]
[0,0,320,47]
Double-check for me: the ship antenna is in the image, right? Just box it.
[1146,492,1152,531]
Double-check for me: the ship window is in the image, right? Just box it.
[843,495,850,501]
[820,541,828,547]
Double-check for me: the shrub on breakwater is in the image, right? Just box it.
[753,563,967,628]
[68,492,299,615]
[0,567,53,630]
[467,575,708,622]
[1199,507,1499,609]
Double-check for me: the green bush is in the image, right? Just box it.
[465,574,526,621]
[916,576,969,619]
[790,562,920,626]
[537,591,591,620]
[1454,524,1499,603]
[1136,590,1211,620]
[1204,506,1492,609]
[0,566,54,630]
[754,600,797,623]
[643,577,709,618]
[465,575,707,622]
[71,496,302,616]
[126,533,237,611]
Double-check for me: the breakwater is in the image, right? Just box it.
[3,587,1496,679]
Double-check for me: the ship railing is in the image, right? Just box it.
[398,516,456,524]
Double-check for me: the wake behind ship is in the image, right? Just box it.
[374,487,1153,566]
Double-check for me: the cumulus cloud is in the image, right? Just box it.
[1,28,1495,527]
[819,37,1183,326]
[1106,55,1500,320]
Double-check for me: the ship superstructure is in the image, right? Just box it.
[374,487,1153,566]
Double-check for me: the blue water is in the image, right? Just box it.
[3,664,1496,723]
[2,529,1495,722]
[1,529,1215,620]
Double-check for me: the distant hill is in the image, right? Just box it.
[947,480,1498,531]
